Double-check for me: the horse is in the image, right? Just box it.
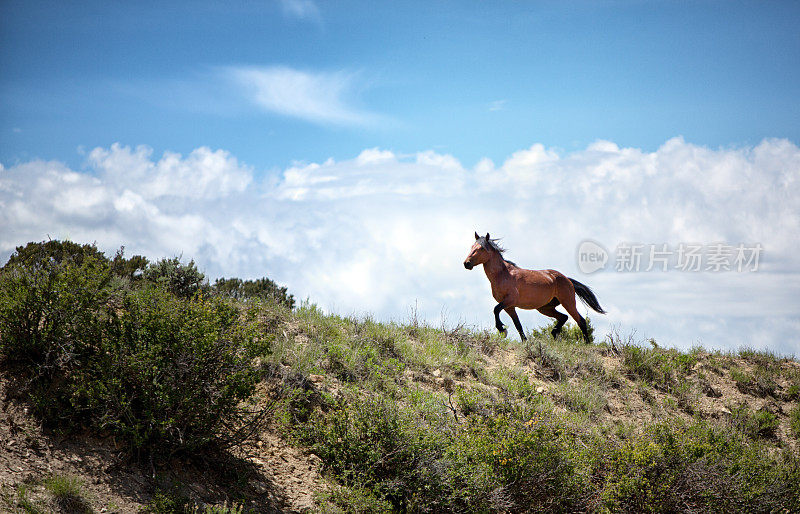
[463,232,605,343]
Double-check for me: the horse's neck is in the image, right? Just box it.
[483,252,511,283]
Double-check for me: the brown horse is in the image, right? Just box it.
[464,232,605,343]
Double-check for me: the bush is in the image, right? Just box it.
[790,405,800,440]
[752,409,780,438]
[295,388,583,513]
[213,277,295,309]
[531,317,595,344]
[0,242,112,422]
[0,240,276,457]
[786,384,800,401]
[3,240,107,269]
[444,410,582,512]
[556,379,607,417]
[296,391,431,510]
[44,474,92,514]
[730,366,778,397]
[77,287,269,454]
[143,257,207,298]
[111,246,149,281]
[0,242,111,366]
[599,420,799,512]
[143,486,193,513]
[316,486,394,513]
[525,338,565,381]
[621,344,699,395]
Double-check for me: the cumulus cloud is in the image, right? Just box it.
[1,138,798,355]
[88,143,252,200]
[225,66,379,126]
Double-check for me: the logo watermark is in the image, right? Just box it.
[577,240,609,273]
[576,240,763,274]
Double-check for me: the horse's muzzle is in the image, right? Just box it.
[464,262,473,270]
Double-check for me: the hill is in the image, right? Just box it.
[1,241,799,513]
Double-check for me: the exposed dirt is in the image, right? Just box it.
[0,374,328,513]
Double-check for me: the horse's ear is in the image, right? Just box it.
[474,231,480,240]
[485,233,490,240]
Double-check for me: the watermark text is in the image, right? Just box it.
[577,241,763,274]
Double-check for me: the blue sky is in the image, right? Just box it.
[2,0,799,169]
[2,1,800,353]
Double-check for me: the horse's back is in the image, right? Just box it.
[511,268,563,309]
[511,267,564,284]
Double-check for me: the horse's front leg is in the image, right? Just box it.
[493,303,507,335]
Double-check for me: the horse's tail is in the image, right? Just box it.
[569,278,606,314]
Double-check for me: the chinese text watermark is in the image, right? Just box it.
[577,240,763,274]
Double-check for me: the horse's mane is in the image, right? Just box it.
[477,235,517,267]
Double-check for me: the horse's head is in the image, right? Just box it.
[464,232,493,270]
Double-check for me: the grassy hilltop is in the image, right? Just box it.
[1,241,799,513]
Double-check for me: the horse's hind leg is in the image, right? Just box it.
[559,294,591,343]
[537,298,569,338]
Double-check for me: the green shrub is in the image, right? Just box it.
[199,503,245,514]
[455,387,494,417]
[621,344,699,396]
[143,257,207,298]
[296,389,583,512]
[531,317,595,344]
[110,246,149,281]
[730,366,778,397]
[0,240,273,457]
[3,240,107,269]
[77,287,269,454]
[44,474,92,513]
[599,420,799,512]
[788,405,800,440]
[754,410,780,438]
[525,339,564,381]
[444,410,582,512]
[143,487,192,513]
[730,404,779,439]
[316,486,393,513]
[145,489,244,514]
[673,380,699,413]
[738,347,784,369]
[0,243,111,422]
[297,391,431,510]
[212,277,295,309]
[556,379,607,417]
[0,242,111,366]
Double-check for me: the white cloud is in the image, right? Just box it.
[118,65,383,127]
[88,143,252,200]
[225,66,379,126]
[1,138,799,355]
[489,100,507,112]
[279,0,322,23]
